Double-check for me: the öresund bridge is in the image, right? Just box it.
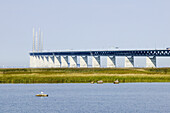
[29,28,170,68]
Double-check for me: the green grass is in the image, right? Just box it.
[0,68,170,83]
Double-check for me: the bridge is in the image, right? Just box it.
[30,28,170,68]
[29,49,170,68]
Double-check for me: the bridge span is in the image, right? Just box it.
[29,49,170,68]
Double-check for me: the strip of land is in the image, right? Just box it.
[0,68,170,83]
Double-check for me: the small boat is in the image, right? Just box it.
[114,79,119,84]
[97,80,103,84]
[36,92,48,97]
[91,81,95,84]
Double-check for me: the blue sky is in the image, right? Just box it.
[0,0,170,67]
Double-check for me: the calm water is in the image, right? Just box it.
[0,83,170,113]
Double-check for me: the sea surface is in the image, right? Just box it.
[0,83,170,113]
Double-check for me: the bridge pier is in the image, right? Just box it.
[40,56,45,67]
[43,56,49,67]
[92,56,100,68]
[125,56,134,67]
[107,56,116,68]
[36,56,41,67]
[61,56,69,67]
[54,56,61,67]
[146,56,156,67]
[30,55,35,67]
[35,56,40,67]
[33,56,37,67]
[69,56,77,68]
[80,56,88,68]
[48,56,55,67]
[39,56,44,67]
[38,56,42,67]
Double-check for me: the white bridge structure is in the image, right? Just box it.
[29,49,170,68]
[29,28,170,68]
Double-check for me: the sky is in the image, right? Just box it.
[0,0,170,67]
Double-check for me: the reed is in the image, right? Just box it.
[0,68,170,83]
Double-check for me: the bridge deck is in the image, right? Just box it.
[30,50,170,56]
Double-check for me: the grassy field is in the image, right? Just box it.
[0,68,170,83]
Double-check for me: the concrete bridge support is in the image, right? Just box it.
[125,56,134,67]
[107,56,116,68]
[39,56,44,67]
[35,56,40,67]
[48,56,55,67]
[43,56,49,67]
[69,56,77,68]
[146,56,156,67]
[32,56,37,67]
[92,56,100,68]
[30,55,35,68]
[80,56,88,68]
[40,56,46,67]
[38,56,41,67]
[54,56,61,67]
[61,56,69,67]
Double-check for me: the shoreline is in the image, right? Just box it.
[1,82,170,84]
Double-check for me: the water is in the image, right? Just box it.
[0,83,170,113]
